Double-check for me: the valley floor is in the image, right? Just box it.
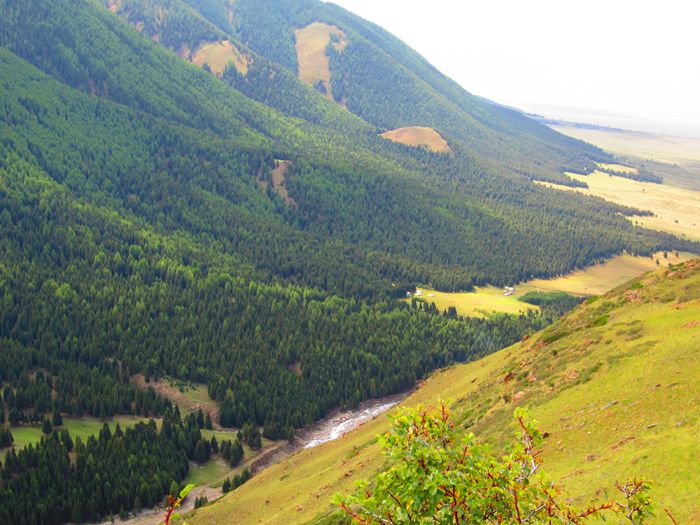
[550,124,700,191]
[539,171,700,242]
[186,261,700,524]
[412,251,695,317]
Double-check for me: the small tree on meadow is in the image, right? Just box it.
[41,418,53,435]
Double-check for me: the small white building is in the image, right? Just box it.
[504,286,515,297]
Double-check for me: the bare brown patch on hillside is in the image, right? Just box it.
[131,374,220,425]
[288,361,303,377]
[225,0,236,25]
[179,44,192,59]
[191,40,249,76]
[294,22,347,102]
[259,160,295,205]
[380,126,451,153]
[107,0,123,14]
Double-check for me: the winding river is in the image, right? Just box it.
[250,391,409,473]
[113,391,409,524]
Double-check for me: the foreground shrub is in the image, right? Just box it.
[336,404,655,524]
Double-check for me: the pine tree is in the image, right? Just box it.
[222,478,231,493]
[193,439,208,463]
[60,429,73,451]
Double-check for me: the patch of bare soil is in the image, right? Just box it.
[131,374,219,425]
[380,126,451,153]
[295,22,347,101]
[259,160,295,205]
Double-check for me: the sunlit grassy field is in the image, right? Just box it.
[540,171,700,241]
[409,252,695,317]
[519,251,696,296]
[379,126,451,153]
[597,162,638,174]
[186,261,700,524]
[551,125,700,190]
[551,126,700,167]
[411,285,538,317]
[4,415,148,455]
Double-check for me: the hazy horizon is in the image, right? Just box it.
[329,0,700,137]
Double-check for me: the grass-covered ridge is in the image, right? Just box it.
[187,261,700,524]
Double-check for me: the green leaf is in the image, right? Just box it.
[179,484,195,499]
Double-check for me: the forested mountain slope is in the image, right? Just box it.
[0,0,695,427]
[2,0,691,293]
[181,0,610,185]
[100,0,374,133]
[0,0,697,522]
[189,260,700,524]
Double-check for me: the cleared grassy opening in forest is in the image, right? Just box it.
[410,286,538,317]
[379,126,451,153]
[191,40,248,76]
[551,124,700,191]
[410,252,695,317]
[2,416,148,456]
[295,22,347,101]
[131,375,220,424]
[596,162,639,175]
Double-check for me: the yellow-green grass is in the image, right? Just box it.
[379,126,451,153]
[191,40,248,76]
[518,251,696,296]
[186,458,233,488]
[597,162,639,174]
[410,285,538,317]
[189,428,283,487]
[3,415,148,455]
[551,125,700,168]
[181,383,215,407]
[294,22,347,101]
[539,171,700,241]
[551,125,700,191]
[187,261,700,524]
[410,252,695,317]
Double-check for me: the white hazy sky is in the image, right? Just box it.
[329,0,700,136]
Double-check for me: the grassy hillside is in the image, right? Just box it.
[188,260,700,524]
